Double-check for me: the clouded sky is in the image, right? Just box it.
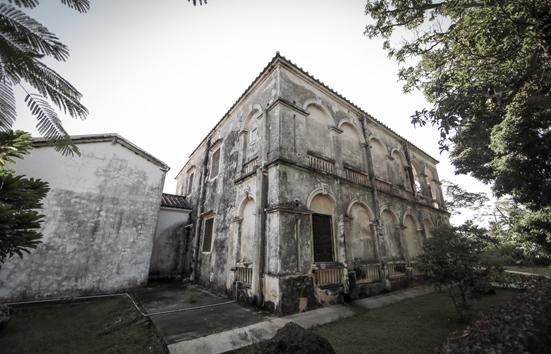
[13,0,491,221]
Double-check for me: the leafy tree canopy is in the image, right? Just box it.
[0,130,49,265]
[365,0,551,210]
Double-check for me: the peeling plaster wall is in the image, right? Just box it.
[176,70,279,296]
[149,208,191,278]
[174,60,449,313]
[0,142,166,301]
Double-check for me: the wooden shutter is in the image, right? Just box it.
[187,173,194,195]
[312,213,334,262]
[202,218,214,252]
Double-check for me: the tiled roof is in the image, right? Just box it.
[161,193,190,210]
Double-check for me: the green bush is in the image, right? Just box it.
[419,223,502,321]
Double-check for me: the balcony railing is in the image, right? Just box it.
[409,261,423,277]
[242,157,258,176]
[235,266,253,287]
[374,178,393,194]
[314,267,342,287]
[387,261,407,279]
[344,168,370,186]
[354,263,382,283]
[306,154,336,175]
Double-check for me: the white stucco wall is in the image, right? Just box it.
[149,207,190,278]
[0,141,167,301]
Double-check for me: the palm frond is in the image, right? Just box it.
[0,80,16,131]
[188,0,207,5]
[60,0,89,13]
[24,93,79,156]
[0,3,69,61]
[7,0,89,13]
[14,58,88,119]
[6,0,39,9]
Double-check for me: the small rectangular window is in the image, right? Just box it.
[202,218,214,252]
[186,173,194,195]
[210,148,220,178]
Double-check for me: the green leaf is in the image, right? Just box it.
[24,93,79,156]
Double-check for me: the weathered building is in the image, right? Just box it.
[0,134,169,301]
[149,193,192,279]
[176,54,449,314]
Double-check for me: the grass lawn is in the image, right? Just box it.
[313,289,518,354]
[505,265,551,276]
[0,297,166,354]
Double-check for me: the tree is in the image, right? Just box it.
[0,130,49,265]
[0,0,92,155]
[442,180,489,216]
[442,180,550,262]
[365,1,551,210]
[419,223,494,321]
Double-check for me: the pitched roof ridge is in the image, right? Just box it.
[180,52,438,175]
[32,133,170,171]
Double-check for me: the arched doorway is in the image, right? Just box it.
[309,193,336,263]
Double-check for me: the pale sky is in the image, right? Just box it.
[13,0,490,222]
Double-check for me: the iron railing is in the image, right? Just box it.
[235,266,253,287]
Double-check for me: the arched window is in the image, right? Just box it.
[348,203,376,262]
[411,163,423,195]
[305,104,334,159]
[185,167,196,196]
[242,112,260,161]
[404,214,422,258]
[339,123,363,169]
[309,193,336,263]
[239,198,256,263]
[370,138,388,181]
[381,209,402,260]
[425,167,440,208]
[390,150,407,188]
[423,219,433,239]
[209,140,223,179]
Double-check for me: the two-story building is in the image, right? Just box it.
[176,53,449,314]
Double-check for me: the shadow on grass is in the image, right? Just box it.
[0,297,166,354]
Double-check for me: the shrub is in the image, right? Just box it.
[439,278,551,353]
[419,223,500,321]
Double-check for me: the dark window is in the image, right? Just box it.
[186,173,194,195]
[211,148,220,178]
[312,213,334,262]
[202,218,214,252]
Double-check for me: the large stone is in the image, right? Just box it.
[0,304,12,331]
[254,322,335,354]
